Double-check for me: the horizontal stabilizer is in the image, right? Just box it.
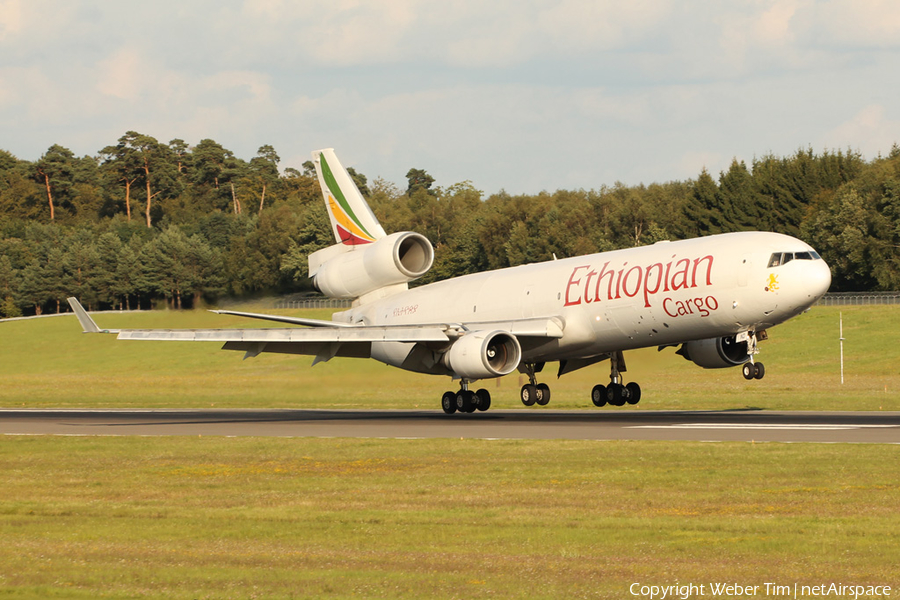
[209,309,354,328]
[67,297,104,333]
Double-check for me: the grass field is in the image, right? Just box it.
[1,305,899,598]
[0,305,898,410]
[1,437,898,598]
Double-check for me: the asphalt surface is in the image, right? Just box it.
[2,409,900,443]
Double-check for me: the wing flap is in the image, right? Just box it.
[458,317,565,338]
[222,341,373,359]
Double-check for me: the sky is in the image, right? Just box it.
[1,0,899,196]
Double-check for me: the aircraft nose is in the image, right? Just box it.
[806,259,832,301]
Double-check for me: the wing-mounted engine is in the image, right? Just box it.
[441,330,522,379]
[676,335,750,369]
[309,231,434,300]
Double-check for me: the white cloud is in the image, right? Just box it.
[417,0,673,68]
[226,0,675,69]
[677,151,726,178]
[713,0,812,73]
[806,0,900,48]
[537,0,671,51]
[96,49,145,101]
[755,1,804,45]
[1,0,898,192]
[822,104,900,156]
[0,0,23,40]
[203,71,272,104]
[234,0,418,66]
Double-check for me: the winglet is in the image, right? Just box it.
[67,297,101,333]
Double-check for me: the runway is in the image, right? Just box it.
[2,409,900,443]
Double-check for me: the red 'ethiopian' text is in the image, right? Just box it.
[563,255,715,309]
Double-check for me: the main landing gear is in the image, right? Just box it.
[520,362,551,407]
[590,351,641,408]
[441,380,492,414]
[442,363,554,414]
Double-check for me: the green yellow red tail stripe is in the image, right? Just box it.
[320,153,377,245]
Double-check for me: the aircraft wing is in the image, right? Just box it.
[206,310,565,338]
[67,298,564,362]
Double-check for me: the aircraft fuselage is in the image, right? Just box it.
[341,231,831,367]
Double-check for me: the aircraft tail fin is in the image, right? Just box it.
[312,148,386,246]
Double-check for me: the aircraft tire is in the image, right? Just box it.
[591,385,607,407]
[607,384,626,406]
[536,383,551,406]
[521,384,538,406]
[754,362,766,379]
[475,388,492,411]
[442,391,457,414]
[742,363,755,380]
[625,382,641,405]
[457,390,477,413]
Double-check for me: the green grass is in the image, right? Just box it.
[1,305,898,410]
[1,436,898,599]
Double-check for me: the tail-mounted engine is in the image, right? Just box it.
[309,231,434,299]
[676,335,750,369]
[442,330,522,380]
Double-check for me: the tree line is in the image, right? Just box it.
[1,131,899,317]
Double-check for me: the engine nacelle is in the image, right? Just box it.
[677,335,750,369]
[442,330,522,380]
[310,231,434,299]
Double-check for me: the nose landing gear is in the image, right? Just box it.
[742,361,765,380]
[740,330,766,380]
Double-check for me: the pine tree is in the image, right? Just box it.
[0,255,21,317]
[18,259,52,315]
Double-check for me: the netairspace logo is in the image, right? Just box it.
[629,582,892,599]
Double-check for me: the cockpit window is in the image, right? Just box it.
[768,250,821,267]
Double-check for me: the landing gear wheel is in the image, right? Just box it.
[742,363,755,380]
[521,384,538,406]
[753,362,765,380]
[456,390,477,413]
[441,391,457,414]
[536,383,551,406]
[475,389,492,411]
[591,385,607,407]
[607,384,626,407]
[625,382,642,405]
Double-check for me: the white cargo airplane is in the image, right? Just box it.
[68,149,832,413]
